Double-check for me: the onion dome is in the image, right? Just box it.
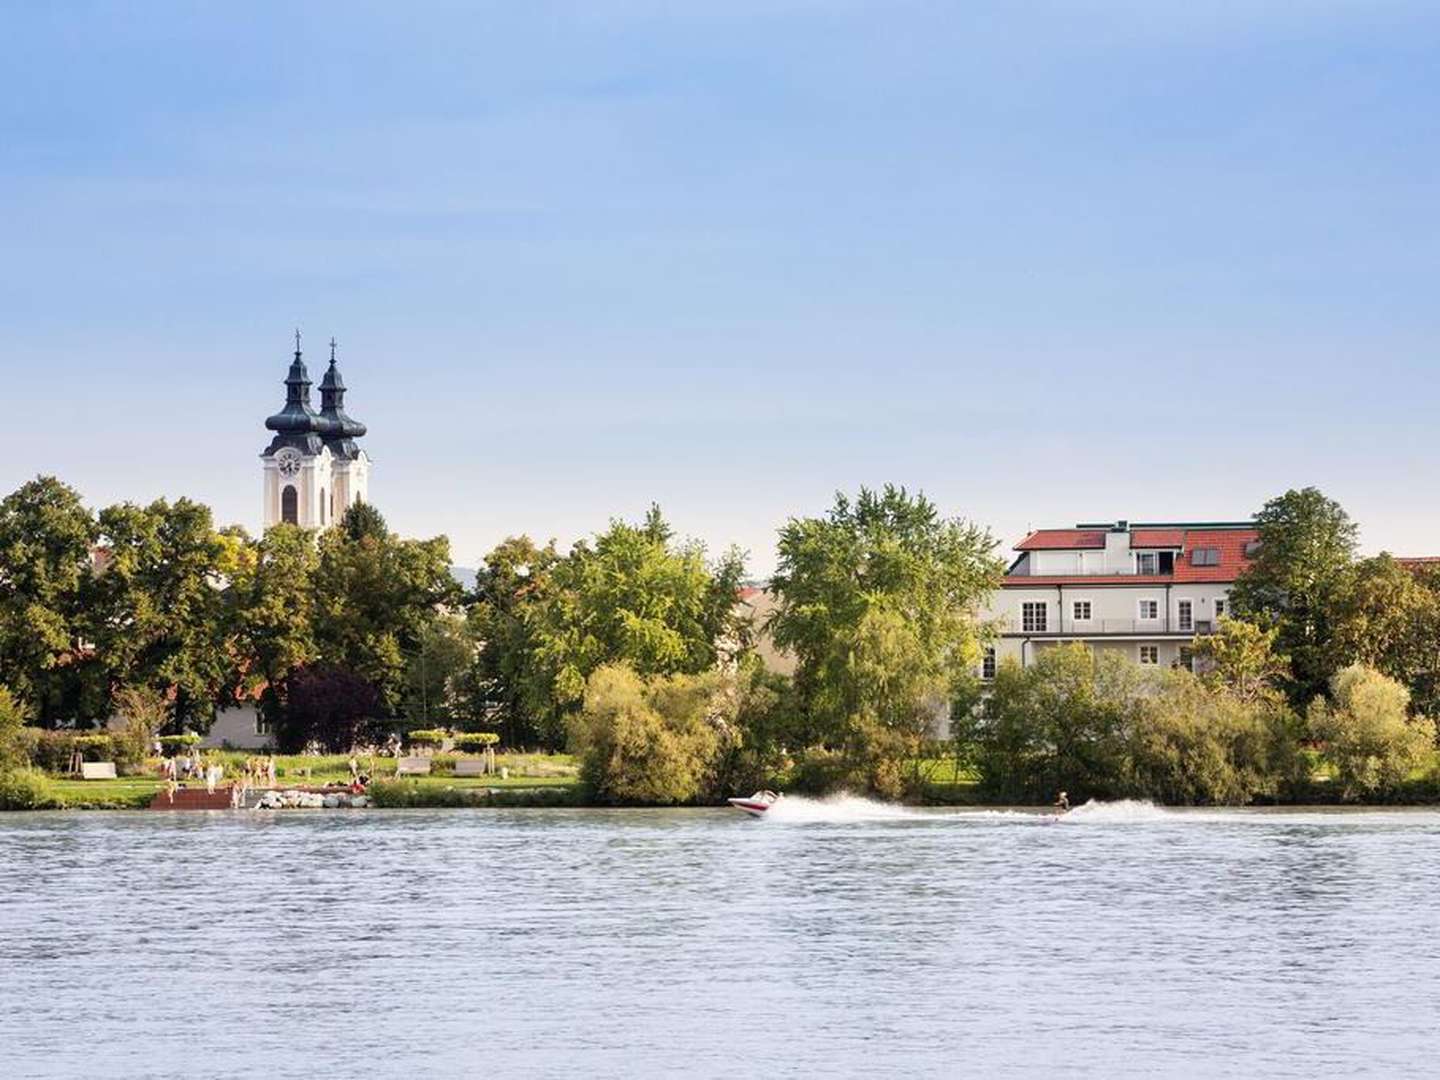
[318,337,367,460]
[263,331,325,456]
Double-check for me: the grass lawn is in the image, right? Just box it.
[49,777,164,809]
[32,752,582,809]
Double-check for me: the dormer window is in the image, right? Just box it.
[1136,552,1158,575]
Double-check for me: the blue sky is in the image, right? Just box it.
[3,1,1438,573]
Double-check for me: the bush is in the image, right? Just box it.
[158,733,201,751]
[24,730,117,774]
[1308,665,1436,799]
[367,779,476,808]
[1129,671,1303,805]
[452,732,499,751]
[958,646,1306,806]
[366,778,583,808]
[960,645,1147,803]
[406,729,448,747]
[0,687,26,770]
[0,769,63,811]
[569,665,721,805]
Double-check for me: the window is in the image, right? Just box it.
[1214,598,1226,620]
[281,485,298,525]
[1139,645,1159,665]
[1178,646,1195,672]
[1191,548,1220,567]
[981,646,997,680]
[1136,552,1159,575]
[1177,600,1193,632]
[254,711,271,736]
[1244,540,1262,558]
[1138,599,1159,621]
[1022,601,1048,633]
[320,487,327,526]
[1072,600,1092,622]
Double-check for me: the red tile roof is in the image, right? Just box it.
[1131,529,1184,547]
[1173,529,1258,582]
[1015,529,1107,551]
[1005,527,1259,586]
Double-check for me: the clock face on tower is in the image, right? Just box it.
[276,450,302,477]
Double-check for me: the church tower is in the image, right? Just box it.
[260,332,369,529]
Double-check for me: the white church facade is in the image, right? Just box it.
[260,332,370,530]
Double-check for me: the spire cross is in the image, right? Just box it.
[329,337,338,363]
[294,327,302,354]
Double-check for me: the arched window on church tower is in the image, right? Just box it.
[320,487,327,525]
[281,485,298,525]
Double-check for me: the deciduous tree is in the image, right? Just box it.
[769,485,1002,792]
[1230,487,1358,709]
[0,477,100,724]
[90,497,235,729]
[1307,664,1435,799]
[523,506,745,733]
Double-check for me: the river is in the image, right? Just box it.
[3,799,1438,1078]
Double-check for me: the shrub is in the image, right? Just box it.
[158,734,201,751]
[0,687,26,770]
[960,645,1147,803]
[406,729,448,747]
[25,730,118,774]
[452,732,500,751]
[1128,671,1303,805]
[0,769,63,811]
[1308,665,1437,799]
[568,665,720,805]
[367,779,476,808]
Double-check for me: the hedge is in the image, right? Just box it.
[452,732,500,750]
[406,729,448,746]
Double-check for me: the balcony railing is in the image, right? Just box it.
[1005,618,1215,636]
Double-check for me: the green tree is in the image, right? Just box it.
[466,535,563,747]
[1129,669,1303,805]
[90,497,236,729]
[1329,555,1440,719]
[524,506,745,732]
[1191,617,1290,705]
[769,485,1002,794]
[0,686,27,769]
[0,477,101,724]
[311,504,460,709]
[1307,664,1436,800]
[569,663,722,804]
[1229,487,1358,709]
[235,524,320,725]
[959,644,1147,803]
[403,613,475,725]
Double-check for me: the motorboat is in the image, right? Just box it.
[728,790,782,817]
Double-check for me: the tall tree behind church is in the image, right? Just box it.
[310,503,460,711]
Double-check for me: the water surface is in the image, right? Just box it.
[3,800,1438,1078]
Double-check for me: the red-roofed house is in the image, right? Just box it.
[981,518,1260,675]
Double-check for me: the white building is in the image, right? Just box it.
[260,333,370,530]
[981,519,1259,678]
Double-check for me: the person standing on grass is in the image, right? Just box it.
[267,754,277,788]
